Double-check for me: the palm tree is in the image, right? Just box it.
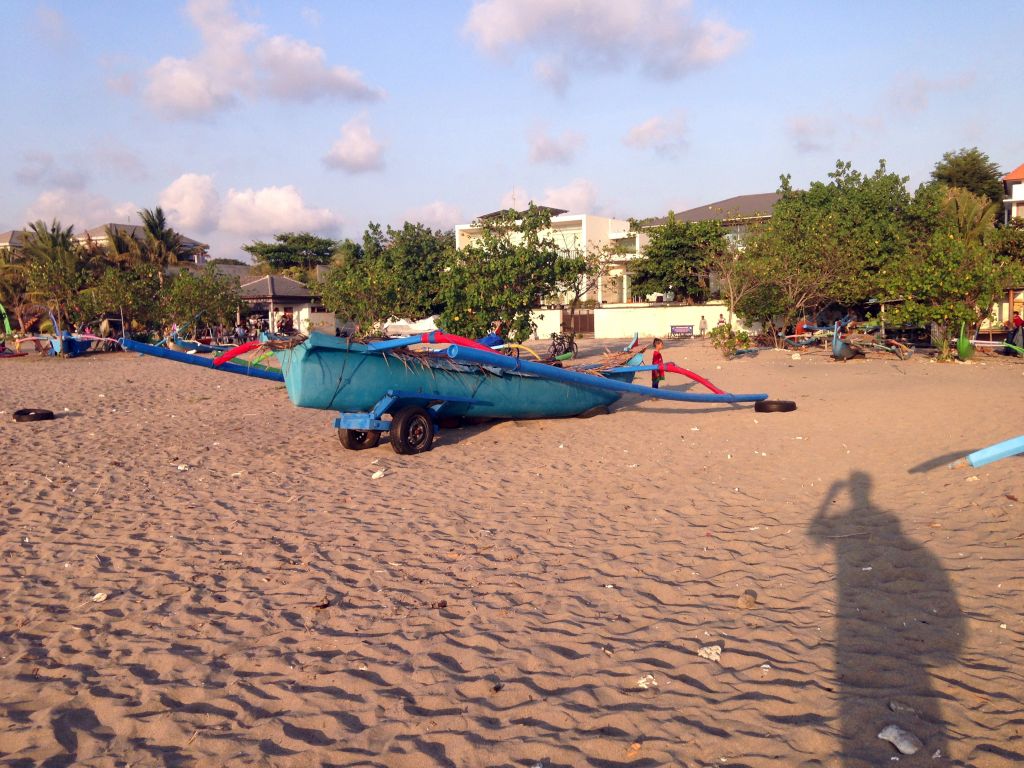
[103,224,147,268]
[139,207,191,287]
[23,219,85,329]
[943,187,998,244]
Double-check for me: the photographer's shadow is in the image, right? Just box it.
[809,471,964,766]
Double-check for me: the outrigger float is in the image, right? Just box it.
[123,331,783,454]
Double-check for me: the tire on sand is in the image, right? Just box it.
[13,408,55,423]
[389,406,434,455]
[338,428,381,450]
[754,400,797,413]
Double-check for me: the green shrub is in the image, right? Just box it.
[709,324,751,358]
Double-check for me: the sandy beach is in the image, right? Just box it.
[1,339,1022,767]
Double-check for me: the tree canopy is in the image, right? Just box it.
[931,147,1003,205]
[242,232,338,272]
[317,223,452,329]
[629,215,725,301]
[438,204,564,341]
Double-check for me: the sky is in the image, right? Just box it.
[2,0,1022,260]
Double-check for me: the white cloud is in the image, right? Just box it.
[258,36,381,101]
[529,127,584,165]
[787,116,837,153]
[15,152,89,190]
[93,145,148,182]
[403,201,464,230]
[24,188,136,230]
[534,56,568,95]
[464,0,746,90]
[323,116,385,173]
[540,179,597,213]
[889,71,975,114]
[35,5,69,45]
[623,114,688,155]
[159,173,221,232]
[220,185,338,236]
[142,0,380,119]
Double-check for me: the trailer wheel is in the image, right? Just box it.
[390,406,434,454]
[338,428,381,450]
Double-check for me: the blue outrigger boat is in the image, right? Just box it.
[270,332,770,453]
[124,331,775,454]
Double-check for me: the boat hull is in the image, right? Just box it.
[275,335,638,419]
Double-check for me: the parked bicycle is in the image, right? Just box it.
[548,331,578,358]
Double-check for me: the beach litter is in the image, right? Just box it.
[91,592,108,603]
[736,591,757,609]
[636,674,658,689]
[888,700,916,714]
[877,724,923,755]
[697,645,722,662]
[371,469,386,480]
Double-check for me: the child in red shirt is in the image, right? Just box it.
[651,338,665,389]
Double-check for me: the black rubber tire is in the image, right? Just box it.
[338,428,381,450]
[389,406,434,455]
[13,408,55,422]
[569,341,579,358]
[754,400,797,413]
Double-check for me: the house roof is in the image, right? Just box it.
[1003,163,1024,182]
[240,274,312,301]
[77,223,207,250]
[649,193,782,227]
[476,205,568,221]
[0,230,27,249]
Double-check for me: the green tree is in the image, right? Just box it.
[939,186,998,243]
[23,219,87,328]
[555,243,610,323]
[735,161,921,331]
[989,218,1024,265]
[438,204,563,341]
[317,223,452,329]
[91,265,162,330]
[162,265,241,327]
[880,226,1021,358]
[931,147,1003,205]
[139,207,194,287]
[242,232,338,275]
[629,215,726,300]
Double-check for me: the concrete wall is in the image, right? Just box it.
[529,309,563,340]
[594,302,739,339]
[301,310,338,335]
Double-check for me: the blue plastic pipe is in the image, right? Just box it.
[966,434,1024,468]
[366,333,435,352]
[445,345,768,404]
[121,338,284,382]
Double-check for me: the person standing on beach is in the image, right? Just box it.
[699,315,708,337]
[651,338,665,389]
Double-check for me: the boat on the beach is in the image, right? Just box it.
[265,332,770,452]
[167,333,234,354]
[126,330,776,454]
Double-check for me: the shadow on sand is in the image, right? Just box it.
[809,471,964,766]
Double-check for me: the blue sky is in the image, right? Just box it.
[2,0,1021,259]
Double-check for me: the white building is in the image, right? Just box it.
[1003,163,1024,224]
[454,206,646,304]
